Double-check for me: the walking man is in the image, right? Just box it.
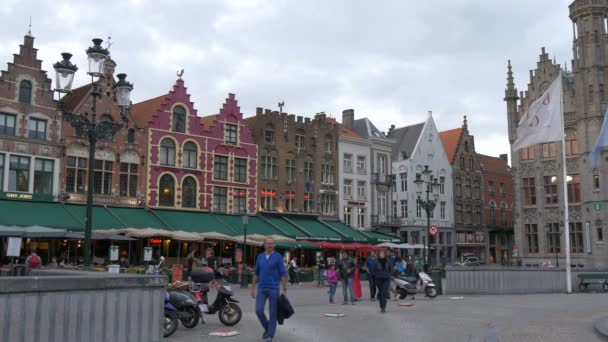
[338,250,356,305]
[363,250,378,300]
[316,255,326,287]
[251,237,288,342]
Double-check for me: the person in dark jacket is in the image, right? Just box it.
[374,250,394,313]
[337,250,356,305]
[363,251,378,300]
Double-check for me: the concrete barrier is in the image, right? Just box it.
[0,269,167,342]
[445,266,608,295]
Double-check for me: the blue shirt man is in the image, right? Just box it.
[251,237,287,342]
[364,250,378,300]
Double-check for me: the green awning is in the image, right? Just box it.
[275,241,320,250]
[0,199,81,230]
[243,216,285,237]
[286,217,344,241]
[322,220,370,242]
[261,216,309,237]
[364,231,401,243]
[63,204,125,231]
[153,209,235,234]
[108,207,167,229]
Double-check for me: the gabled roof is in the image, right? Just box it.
[387,122,424,161]
[438,128,463,164]
[200,114,218,129]
[353,118,385,139]
[339,126,363,139]
[131,94,166,128]
[478,154,512,173]
[61,84,92,112]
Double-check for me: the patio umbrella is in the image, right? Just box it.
[123,228,174,238]
[198,232,239,242]
[171,230,204,241]
[0,225,67,237]
[233,235,264,246]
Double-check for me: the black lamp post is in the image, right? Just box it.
[241,214,249,288]
[414,165,440,269]
[53,38,133,270]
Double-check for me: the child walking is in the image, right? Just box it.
[326,263,339,304]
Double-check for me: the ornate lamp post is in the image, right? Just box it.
[53,38,133,270]
[414,165,440,269]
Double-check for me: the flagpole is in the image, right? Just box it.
[558,72,572,293]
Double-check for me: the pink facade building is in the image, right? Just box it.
[132,77,257,213]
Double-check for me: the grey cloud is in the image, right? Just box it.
[0,0,577,157]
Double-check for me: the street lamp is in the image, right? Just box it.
[414,165,440,270]
[53,38,133,270]
[241,214,249,288]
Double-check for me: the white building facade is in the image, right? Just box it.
[338,124,372,230]
[388,112,455,264]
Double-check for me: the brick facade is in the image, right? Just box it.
[246,109,339,218]
[132,78,257,213]
[0,35,62,200]
[60,57,147,207]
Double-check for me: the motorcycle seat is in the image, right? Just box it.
[397,276,418,283]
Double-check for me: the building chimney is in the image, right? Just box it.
[499,153,508,164]
[342,109,354,129]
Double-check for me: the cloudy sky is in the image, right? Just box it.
[1,0,574,158]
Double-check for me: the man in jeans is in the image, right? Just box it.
[251,237,287,342]
[364,250,378,300]
[316,255,326,287]
[338,250,356,305]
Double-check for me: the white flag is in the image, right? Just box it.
[512,72,564,151]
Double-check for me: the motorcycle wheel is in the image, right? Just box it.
[163,310,179,338]
[218,303,242,326]
[180,307,200,328]
[398,292,407,300]
[425,286,438,298]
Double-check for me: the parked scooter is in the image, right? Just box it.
[163,291,179,338]
[167,289,202,328]
[169,268,242,326]
[393,271,438,299]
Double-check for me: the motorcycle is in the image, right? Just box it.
[163,291,179,338]
[167,289,202,329]
[393,271,438,299]
[170,268,242,326]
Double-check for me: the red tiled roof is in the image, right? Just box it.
[478,154,512,173]
[200,114,218,129]
[438,128,463,164]
[61,84,92,112]
[339,126,363,139]
[131,94,166,128]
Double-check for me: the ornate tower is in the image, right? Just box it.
[504,60,519,144]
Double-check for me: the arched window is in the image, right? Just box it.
[501,202,508,226]
[183,141,197,168]
[181,176,197,208]
[489,201,496,225]
[159,174,175,206]
[127,129,135,143]
[172,105,186,133]
[464,141,469,152]
[160,138,176,166]
[19,80,32,104]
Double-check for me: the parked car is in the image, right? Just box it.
[452,255,481,267]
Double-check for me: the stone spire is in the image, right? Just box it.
[462,115,468,133]
[504,60,519,143]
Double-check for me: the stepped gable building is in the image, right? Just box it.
[388,111,455,264]
[347,110,396,231]
[506,0,608,267]
[439,116,486,262]
[0,34,62,201]
[132,77,257,213]
[60,54,147,207]
[478,153,514,265]
[246,108,339,218]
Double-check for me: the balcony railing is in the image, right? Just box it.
[371,215,402,227]
[371,173,392,185]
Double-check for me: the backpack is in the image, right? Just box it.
[29,255,41,268]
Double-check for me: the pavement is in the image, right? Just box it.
[169,283,608,342]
